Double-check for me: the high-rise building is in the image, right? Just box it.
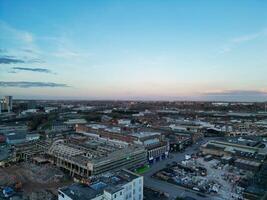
[3,96,12,112]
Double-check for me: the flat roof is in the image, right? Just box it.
[49,140,146,166]
[130,132,161,138]
[59,169,140,198]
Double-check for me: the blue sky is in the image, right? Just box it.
[0,0,267,101]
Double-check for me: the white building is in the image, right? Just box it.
[45,106,57,113]
[26,133,40,141]
[118,119,131,126]
[1,96,13,112]
[58,169,143,200]
[21,109,38,115]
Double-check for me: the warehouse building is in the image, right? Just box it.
[200,140,267,162]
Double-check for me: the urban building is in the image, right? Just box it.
[4,96,12,112]
[168,133,192,152]
[200,140,267,162]
[13,140,50,161]
[0,96,13,113]
[51,122,70,132]
[48,139,147,177]
[5,133,27,145]
[5,132,40,145]
[130,132,169,164]
[58,169,143,200]
[76,124,136,143]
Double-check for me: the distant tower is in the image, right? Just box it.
[3,96,13,112]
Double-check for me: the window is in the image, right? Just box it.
[120,191,122,196]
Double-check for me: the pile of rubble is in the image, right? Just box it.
[21,163,65,184]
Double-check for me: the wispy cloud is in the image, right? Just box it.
[52,46,92,60]
[20,48,35,53]
[53,49,82,58]
[231,33,263,43]
[0,56,25,64]
[0,81,69,88]
[203,90,267,96]
[1,21,92,65]
[0,21,34,44]
[0,55,43,64]
[200,90,267,102]
[0,48,7,53]
[0,21,41,60]
[220,28,267,53]
[11,67,53,74]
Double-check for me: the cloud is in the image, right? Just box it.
[0,21,34,44]
[0,56,25,64]
[220,28,267,53]
[7,71,17,74]
[21,49,34,53]
[1,21,91,64]
[0,48,7,53]
[53,47,92,59]
[53,49,81,58]
[231,29,267,43]
[0,54,43,64]
[0,81,69,88]
[12,67,53,74]
[200,90,267,102]
[203,90,267,96]
[0,21,41,60]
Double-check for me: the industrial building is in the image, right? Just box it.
[168,133,192,152]
[130,132,169,164]
[48,139,147,177]
[77,124,170,164]
[200,140,267,161]
[14,140,51,161]
[5,132,40,145]
[58,169,143,200]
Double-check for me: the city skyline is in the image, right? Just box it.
[1,0,267,101]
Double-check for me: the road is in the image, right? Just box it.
[143,137,225,200]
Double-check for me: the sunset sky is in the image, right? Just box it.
[1,0,267,101]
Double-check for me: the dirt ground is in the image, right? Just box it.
[0,162,72,195]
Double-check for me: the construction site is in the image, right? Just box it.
[48,138,147,177]
[0,162,72,199]
[153,153,251,200]
[0,134,148,199]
